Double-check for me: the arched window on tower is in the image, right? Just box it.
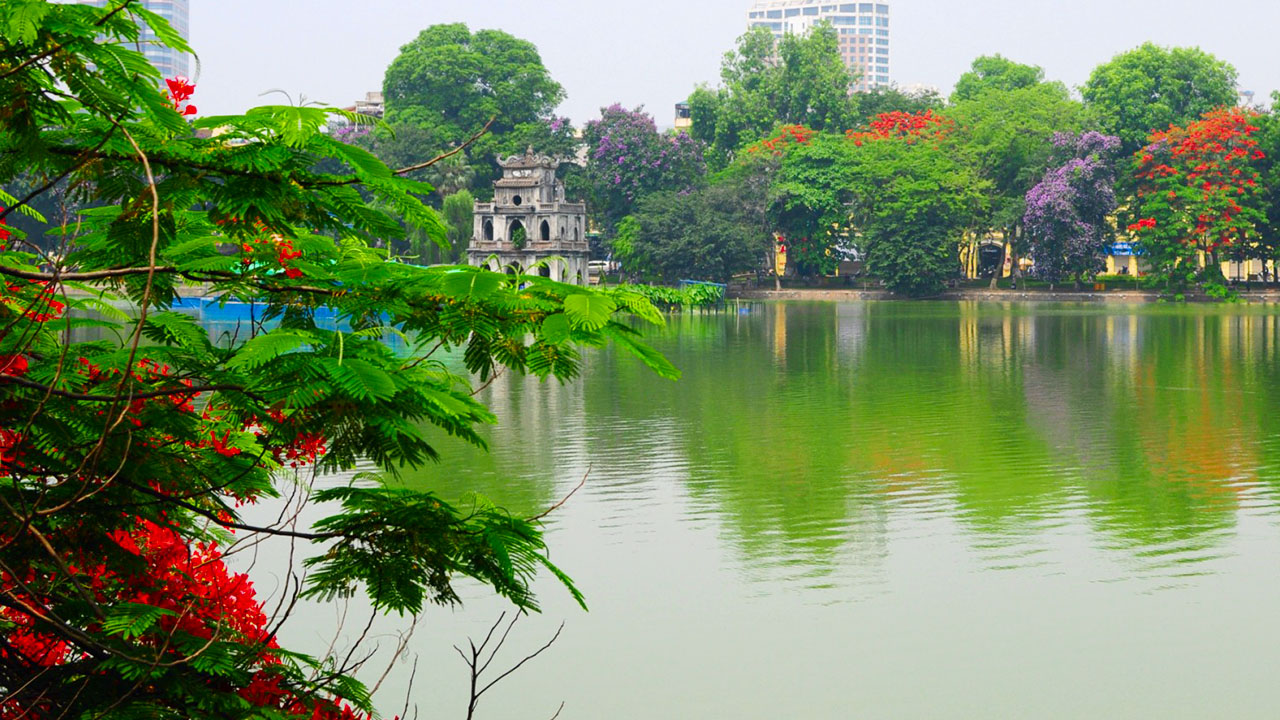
[540,220,551,242]
[509,219,526,248]
[483,219,494,242]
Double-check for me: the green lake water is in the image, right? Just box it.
[279,301,1280,718]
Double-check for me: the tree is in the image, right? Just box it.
[848,130,986,296]
[441,189,475,262]
[382,24,573,193]
[948,75,1086,286]
[951,54,1045,103]
[1082,43,1239,154]
[581,105,706,233]
[383,23,563,139]
[424,153,475,200]
[1252,94,1280,280]
[616,181,770,283]
[767,114,984,291]
[1024,132,1123,287]
[769,128,855,278]
[1128,108,1268,290]
[688,24,859,169]
[0,4,676,718]
[852,84,944,126]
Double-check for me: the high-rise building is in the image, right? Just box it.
[57,0,191,80]
[746,1,890,92]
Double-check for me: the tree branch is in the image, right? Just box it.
[0,375,256,403]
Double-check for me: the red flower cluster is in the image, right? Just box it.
[847,110,954,146]
[276,432,327,468]
[0,354,28,377]
[0,518,383,720]
[239,232,306,279]
[746,124,816,155]
[164,76,197,116]
[1132,107,1266,251]
[2,280,66,323]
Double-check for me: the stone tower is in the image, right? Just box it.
[468,148,590,285]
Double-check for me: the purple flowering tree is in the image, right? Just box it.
[1023,131,1121,287]
[581,104,706,232]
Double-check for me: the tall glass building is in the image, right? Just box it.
[746,1,890,92]
[58,0,191,80]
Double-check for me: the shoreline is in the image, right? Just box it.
[729,288,1280,303]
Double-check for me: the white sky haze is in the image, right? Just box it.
[189,0,1280,125]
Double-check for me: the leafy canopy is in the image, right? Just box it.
[1082,43,1239,154]
[689,24,859,169]
[0,3,674,719]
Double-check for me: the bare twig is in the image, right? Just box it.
[528,466,590,523]
[455,612,566,720]
[390,118,494,178]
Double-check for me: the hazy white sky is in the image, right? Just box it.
[190,0,1280,126]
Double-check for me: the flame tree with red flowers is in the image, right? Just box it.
[0,3,676,718]
[1128,107,1268,291]
[769,111,984,293]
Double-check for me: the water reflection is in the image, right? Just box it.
[402,302,1280,593]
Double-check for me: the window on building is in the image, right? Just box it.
[876,16,889,26]
[859,3,873,11]
[876,3,889,12]
[840,4,857,11]
[876,29,888,35]
[767,9,782,18]
[785,8,800,16]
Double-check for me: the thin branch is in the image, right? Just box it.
[391,118,495,178]
[528,467,590,523]
[0,376,258,403]
[0,265,178,282]
[122,480,331,541]
[476,622,564,700]
[0,0,139,82]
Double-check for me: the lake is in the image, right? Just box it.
[257,301,1280,718]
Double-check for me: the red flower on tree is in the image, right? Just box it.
[164,76,197,116]
[846,109,954,146]
[1128,107,1267,279]
[746,124,816,155]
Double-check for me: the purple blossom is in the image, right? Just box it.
[581,104,707,226]
[1024,132,1122,284]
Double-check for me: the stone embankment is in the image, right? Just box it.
[731,288,1280,302]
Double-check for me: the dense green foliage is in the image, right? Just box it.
[614,182,768,283]
[580,105,706,234]
[948,62,1086,277]
[440,189,474,262]
[950,54,1046,103]
[383,23,563,140]
[379,23,575,197]
[615,282,726,310]
[0,3,676,718]
[1082,43,1240,154]
[688,25,859,169]
[847,138,986,296]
